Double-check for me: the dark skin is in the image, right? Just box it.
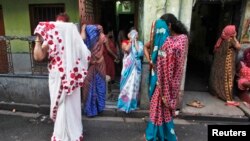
[144,41,153,66]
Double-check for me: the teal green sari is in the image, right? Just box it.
[148,19,169,98]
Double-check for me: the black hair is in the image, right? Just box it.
[160,13,188,35]
[103,24,113,35]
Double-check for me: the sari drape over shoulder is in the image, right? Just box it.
[34,22,91,141]
[148,19,169,99]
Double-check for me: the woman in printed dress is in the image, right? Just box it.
[145,13,189,141]
[117,28,144,113]
[34,13,90,141]
[81,24,106,117]
[209,25,241,106]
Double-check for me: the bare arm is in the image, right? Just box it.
[33,35,49,61]
[233,37,241,50]
[144,41,152,64]
[80,24,86,40]
[229,36,241,50]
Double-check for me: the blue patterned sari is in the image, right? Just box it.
[117,40,144,113]
[82,25,106,117]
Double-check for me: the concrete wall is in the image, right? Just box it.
[0,75,49,105]
[142,0,167,43]
[238,0,250,63]
[240,0,250,42]
[0,0,78,52]
[12,53,32,74]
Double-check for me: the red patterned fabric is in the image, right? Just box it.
[214,25,236,52]
[34,22,90,140]
[238,61,250,90]
[122,40,130,45]
[34,22,90,96]
[150,34,188,125]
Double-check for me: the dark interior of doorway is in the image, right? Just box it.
[100,0,135,105]
[185,0,242,92]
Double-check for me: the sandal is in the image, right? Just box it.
[243,102,250,109]
[225,101,240,106]
[186,100,205,108]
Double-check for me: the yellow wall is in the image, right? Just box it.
[0,0,79,52]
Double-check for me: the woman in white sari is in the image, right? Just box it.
[33,13,90,141]
[117,28,143,113]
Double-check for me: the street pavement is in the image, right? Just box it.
[0,110,249,141]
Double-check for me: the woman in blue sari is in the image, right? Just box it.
[117,28,144,113]
[81,24,106,117]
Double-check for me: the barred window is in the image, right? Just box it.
[29,4,65,75]
[29,4,65,34]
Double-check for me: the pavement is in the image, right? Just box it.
[0,91,250,122]
[0,91,250,141]
[1,111,250,141]
[180,91,250,122]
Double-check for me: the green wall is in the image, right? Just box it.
[0,0,79,52]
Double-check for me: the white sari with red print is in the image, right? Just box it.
[34,22,91,141]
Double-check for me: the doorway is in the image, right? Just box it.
[98,0,137,105]
[185,0,243,91]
